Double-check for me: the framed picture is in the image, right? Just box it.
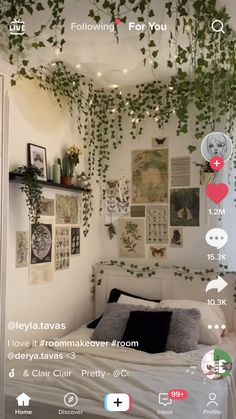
[170,188,200,227]
[28,143,47,181]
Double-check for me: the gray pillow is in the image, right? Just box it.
[164,308,201,353]
[91,303,154,342]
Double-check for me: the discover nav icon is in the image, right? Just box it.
[205,276,228,293]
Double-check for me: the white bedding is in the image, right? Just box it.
[6,327,236,419]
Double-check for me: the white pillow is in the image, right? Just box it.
[117,294,158,309]
[158,299,226,345]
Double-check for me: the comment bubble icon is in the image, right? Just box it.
[205,228,228,250]
[158,393,172,407]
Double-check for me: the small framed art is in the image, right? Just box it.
[28,143,47,180]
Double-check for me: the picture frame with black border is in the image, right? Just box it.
[28,143,48,181]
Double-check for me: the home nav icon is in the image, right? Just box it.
[16,393,31,407]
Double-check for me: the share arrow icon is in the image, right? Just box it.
[205,276,228,293]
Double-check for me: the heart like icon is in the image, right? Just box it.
[205,183,229,204]
[114,18,121,25]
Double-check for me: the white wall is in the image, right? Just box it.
[5,76,236,346]
[6,78,101,343]
[100,113,236,270]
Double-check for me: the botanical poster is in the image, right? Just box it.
[146,205,168,243]
[118,218,145,258]
[55,226,70,270]
[71,227,80,255]
[16,231,28,268]
[132,149,168,203]
[56,195,79,224]
[30,224,52,264]
[40,198,54,216]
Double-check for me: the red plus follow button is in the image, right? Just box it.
[168,389,188,400]
[210,156,224,171]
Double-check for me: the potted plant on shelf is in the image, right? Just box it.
[59,145,83,186]
[15,165,43,231]
[193,161,216,185]
[76,171,89,188]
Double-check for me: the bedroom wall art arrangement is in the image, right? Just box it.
[7,78,101,344]
[101,115,233,269]
[3,0,236,344]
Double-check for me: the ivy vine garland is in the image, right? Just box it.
[3,0,236,235]
[89,260,236,303]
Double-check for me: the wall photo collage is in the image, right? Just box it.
[108,138,200,259]
[15,194,81,283]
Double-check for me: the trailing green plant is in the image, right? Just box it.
[5,0,236,234]
[82,187,94,237]
[0,0,66,84]
[193,161,214,173]
[105,222,117,240]
[16,165,43,231]
[88,0,159,68]
[93,261,236,304]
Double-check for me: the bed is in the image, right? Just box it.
[5,264,236,419]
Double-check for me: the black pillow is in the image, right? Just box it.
[108,288,161,304]
[122,311,172,354]
[87,288,161,329]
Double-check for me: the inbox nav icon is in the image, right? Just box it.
[158,393,172,407]
[104,393,132,412]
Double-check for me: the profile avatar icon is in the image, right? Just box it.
[206,393,218,407]
[201,132,232,162]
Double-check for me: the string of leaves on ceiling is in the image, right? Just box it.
[2,0,236,236]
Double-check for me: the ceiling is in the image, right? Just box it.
[20,0,236,88]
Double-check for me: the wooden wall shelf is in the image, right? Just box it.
[9,172,90,193]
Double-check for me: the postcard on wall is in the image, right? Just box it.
[130,205,145,218]
[146,205,168,243]
[29,263,53,284]
[152,137,168,148]
[56,195,79,224]
[149,245,167,260]
[171,157,190,187]
[170,227,183,247]
[16,231,28,268]
[40,198,54,216]
[71,227,80,255]
[55,226,70,270]
[170,188,200,226]
[132,149,168,204]
[118,218,145,258]
[30,224,52,265]
[106,179,129,214]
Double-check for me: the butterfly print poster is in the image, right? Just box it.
[149,245,167,260]
[55,226,70,270]
[146,205,168,243]
[152,137,168,148]
[106,179,129,216]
